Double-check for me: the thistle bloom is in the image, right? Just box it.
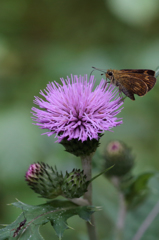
[32,75,123,143]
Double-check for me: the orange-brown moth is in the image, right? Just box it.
[92,67,156,100]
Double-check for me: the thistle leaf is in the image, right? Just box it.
[0,199,99,240]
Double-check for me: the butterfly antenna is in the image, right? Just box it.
[92,66,106,75]
[89,67,106,82]
[89,69,95,82]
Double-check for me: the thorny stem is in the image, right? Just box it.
[81,154,98,240]
[132,199,159,240]
[112,177,127,240]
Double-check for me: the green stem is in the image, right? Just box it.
[116,191,127,240]
[68,198,89,206]
[132,199,159,240]
[81,155,98,240]
[112,177,127,240]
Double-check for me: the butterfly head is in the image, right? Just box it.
[106,70,114,81]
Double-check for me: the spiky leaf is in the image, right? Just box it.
[0,199,99,240]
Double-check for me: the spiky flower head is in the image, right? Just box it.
[104,141,135,177]
[62,169,89,198]
[25,162,64,199]
[32,75,123,156]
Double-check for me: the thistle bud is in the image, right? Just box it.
[60,134,102,157]
[61,169,89,198]
[25,162,63,199]
[104,141,135,177]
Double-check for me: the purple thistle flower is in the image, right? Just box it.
[32,75,123,142]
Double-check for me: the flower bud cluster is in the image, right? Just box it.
[25,163,89,199]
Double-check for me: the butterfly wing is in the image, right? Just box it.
[120,69,155,76]
[120,69,156,91]
[117,73,148,100]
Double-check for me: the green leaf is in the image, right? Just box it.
[125,176,159,240]
[0,199,99,240]
[90,165,114,183]
[123,172,155,208]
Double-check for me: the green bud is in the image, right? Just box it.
[60,134,103,157]
[104,141,135,177]
[61,169,89,198]
[25,162,64,199]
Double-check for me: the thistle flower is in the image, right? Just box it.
[32,75,123,156]
[32,75,123,139]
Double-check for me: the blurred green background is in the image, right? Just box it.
[0,0,159,239]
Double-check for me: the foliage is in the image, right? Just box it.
[0,199,99,240]
[123,172,155,208]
